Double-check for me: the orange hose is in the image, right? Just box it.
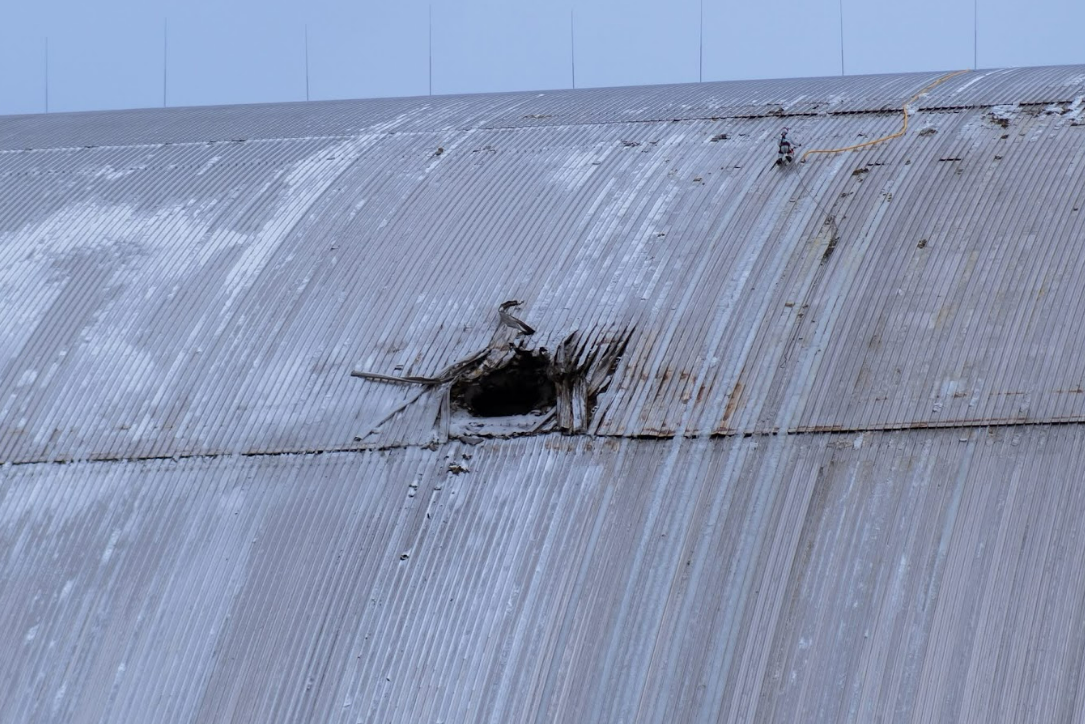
[800,69,970,163]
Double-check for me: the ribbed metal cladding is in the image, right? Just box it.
[1,65,1076,152]
[4,67,1085,723]
[3,429,1085,723]
[3,66,1085,459]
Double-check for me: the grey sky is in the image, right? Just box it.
[1,0,1082,116]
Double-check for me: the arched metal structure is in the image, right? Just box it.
[3,66,1085,722]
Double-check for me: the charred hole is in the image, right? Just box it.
[452,349,556,417]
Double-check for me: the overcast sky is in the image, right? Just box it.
[1,0,1082,116]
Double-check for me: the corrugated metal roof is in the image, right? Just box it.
[2,66,1085,461]
[2,65,1079,152]
[3,428,1085,722]
[4,67,1085,723]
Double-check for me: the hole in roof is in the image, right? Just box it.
[452,349,556,417]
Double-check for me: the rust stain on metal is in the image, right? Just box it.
[791,414,1085,435]
[694,383,710,405]
[722,381,745,428]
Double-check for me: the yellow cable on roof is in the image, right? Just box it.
[800,69,970,163]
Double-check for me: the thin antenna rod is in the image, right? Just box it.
[305,24,310,101]
[44,37,49,113]
[698,0,703,83]
[838,0,845,75]
[163,19,168,107]
[973,0,978,69]
[570,9,576,89]
[428,5,433,96]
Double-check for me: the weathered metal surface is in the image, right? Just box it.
[2,66,1076,154]
[4,67,1085,458]
[0,94,522,151]
[4,67,1085,724]
[3,428,1085,723]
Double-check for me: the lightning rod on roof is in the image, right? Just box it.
[838,0,845,75]
[699,0,703,83]
[428,4,433,96]
[570,9,576,89]
[973,0,978,69]
[163,19,169,107]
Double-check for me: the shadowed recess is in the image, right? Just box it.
[452,349,556,417]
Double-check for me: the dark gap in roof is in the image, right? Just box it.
[452,349,556,417]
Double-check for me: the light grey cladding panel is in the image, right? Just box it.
[3,430,1085,722]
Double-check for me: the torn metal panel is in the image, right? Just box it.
[3,68,1085,463]
[352,322,631,442]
